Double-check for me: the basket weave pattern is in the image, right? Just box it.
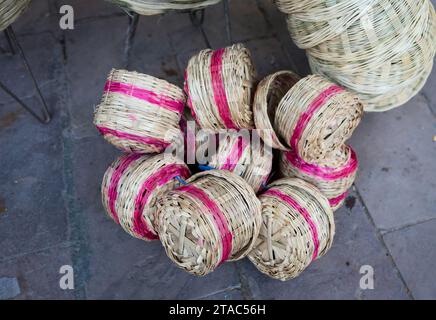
[94,69,186,153]
[248,178,335,281]
[101,154,190,241]
[0,0,30,31]
[184,44,256,131]
[156,170,262,276]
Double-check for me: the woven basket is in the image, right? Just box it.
[279,145,358,211]
[248,178,335,281]
[253,71,301,151]
[208,131,273,192]
[108,0,221,15]
[275,75,363,164]
[156,170,262,276]
[0,0,30,31]
[184,44,256,131]
[101,153,190,241]
[94,69,186,153]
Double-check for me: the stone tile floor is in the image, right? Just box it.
[0,0,435,299]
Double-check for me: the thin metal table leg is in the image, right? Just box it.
[189,9,211,49]
[223,0,232,45]
[1,27,51,124]
[124,12,139,69]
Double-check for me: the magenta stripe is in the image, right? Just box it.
[107,154,142,224]
[264,188,320,261]
[329,192,347,207]
[210,49,237,129]
[221,136,249,171]
[132,164,190,240]
[178,185,232,264]
[104,81,184,113]
[96,126,170,150]
[285,147,358,181]
[290,85,344,152]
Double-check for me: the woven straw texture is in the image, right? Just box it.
[184,44,256,131]
[101,153,190,241]
[108,0,221,15]
[208,132,273,192]
[279,145,358,211]
[156,170,262,276]
[275,75,363,164]
[253,71,301,151]
[276,0,436,112]
[94,69,186,153]
[248,178,335,281]
[0,0,30,31]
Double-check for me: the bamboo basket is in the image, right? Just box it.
[184,44,256,131]
[94,69,186,153]
[108,0,221,15]
[275,75,363,164]
[156,170,262,276]
[279,145,358,211]
[208,131,273,192]
[248,178,335,281]
[101,153,190,241]
[253,71,301,151]
[0,0,30,31]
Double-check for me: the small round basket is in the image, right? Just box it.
[101,153,190,241]
[107,0,222,16]
[253,71,301,151]
[156,170,262,276]
[279,145,358,211]
[275,75,363,164]
[208,131,273,192]
[248,178,335,281]
[0,0,30,31]
[94,69,186,154]
[184,44,256,131]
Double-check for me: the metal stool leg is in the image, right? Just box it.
[124,12,140,69]
[223,0,232,45]
[1,27,51,124]
[189,9,212,49]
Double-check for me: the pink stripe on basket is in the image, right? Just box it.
[329,192,348,207]
[104,81,184,113]
[290,85,344,152]
[132,164,190,240]
[179,185,232,264]
[285,147,358,181]
[210,48,237,129]
[96,126,170,150]
[107,154,142,224]
[221,136,249,171]
[264,188,320,261]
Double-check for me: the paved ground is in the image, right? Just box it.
[0,0,435,299]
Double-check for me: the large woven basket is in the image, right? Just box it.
[108,0,221,15]
[253,71,301,151]
[184,44,256,131]
[101,153,190,241]
[248,178,335,281]
[279,145,358,211]
[0,0,30,31]
[156,170,262,276]
[208,131,273,192]
[275,75,363,164]
[94,69,186,153]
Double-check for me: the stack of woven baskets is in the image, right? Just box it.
[275,0,436,112]
[107,0,222,15]
[0,0,30,31]
[94,43,363,281]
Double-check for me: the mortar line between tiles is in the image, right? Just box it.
[381,217,436,236]
[353,185,415,300]
[419,92,436,118]
[189,285,241,300]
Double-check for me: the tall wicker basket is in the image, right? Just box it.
[107,0,222,15]
[0,0,30,31]
[248,178,335,281]
[157,170,262,276]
